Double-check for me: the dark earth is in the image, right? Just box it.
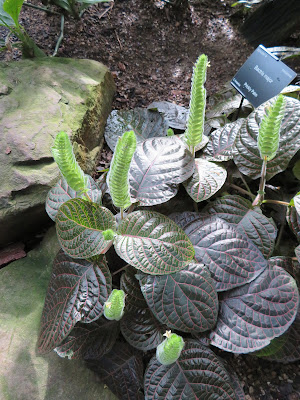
[0,0,300,399]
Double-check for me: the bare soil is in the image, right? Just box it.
[0,0,300,399]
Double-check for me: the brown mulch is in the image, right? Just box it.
[0,0,300,399]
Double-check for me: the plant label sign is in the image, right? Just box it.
[231,45,296,108]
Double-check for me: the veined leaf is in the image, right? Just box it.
[56,198,116,259]
[147,101,188,130]
[129,136,194,206]
[114,210,195,275]
[287,206,300,242]
[137,263,218,333]
[233,96,300,180]
[185,215,268,291]
[144,339,241,399]
[210,265,299,353]
[46,175,102,222]
[206,195,277,258]
[184,159,227,203]
[38,251,112,354]
[86,342,144,400]
[2,0,23,27]
[54,317,119,360]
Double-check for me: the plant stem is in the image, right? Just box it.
[23,2,61,15]
[120,207,124,220]
[262,199,290,206]
[193,201,199,212]
[84,192,92,202]
[252,156,268,206]
[237,169,253,196]
[229,183,255,199]
[112,264,130,277]
[52,14,64,57]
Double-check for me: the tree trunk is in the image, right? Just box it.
[241,0,300,47]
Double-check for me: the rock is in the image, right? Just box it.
[0,227,117,400]
[0,58,116,246]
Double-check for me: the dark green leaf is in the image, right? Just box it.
[206,195,277,258]
[129,136,194,206]
[104,108,168,151]
[144,339,240,399]
[56,198,116,259]
[46,175,102,222]
[114,210,195,275]
[54,317,119,360]
[185,215,268,291]
[120,267,147,311]
[86,342,144,400]
[38,251,112,354]
[184,159,227,202]
[2,0,23,26]
[233,96,300,180]
[210,265,299,353]
[137,262,218,333]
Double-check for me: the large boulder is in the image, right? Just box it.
[0,58,115,246]
[0,227,117,400]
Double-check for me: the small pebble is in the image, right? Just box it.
[287,379,294,383]
[249,386,254,394]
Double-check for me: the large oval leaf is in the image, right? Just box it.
[120,268,165,351]
[203,119,243,161]
[137,263,218,333]
[147,101,188,130]
[56,198,116,258]
[54,317,119,360]
[38,251,112,354]
[104,108,168,151]
[144,339,240,400]
[46,175,102,221]
[210,265,299,353]
[129,136,195,206]
[114,210,195,275]
[205,195,277,258]
[184,158,227,203]
[233,96,300,180]
[185,215,268,291]
[86,342,144,400]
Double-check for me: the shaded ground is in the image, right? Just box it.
[0,0,300,399]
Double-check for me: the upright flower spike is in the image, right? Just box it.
[184,54,209,154]
[107,130,137,212]
[258,94,286,161]
[51,131,88,193]
[104,289,126,321]
[156,331,185,365]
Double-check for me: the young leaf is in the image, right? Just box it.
[257,94,286,161]
[184,54,208,151]
[2,0,23,27]
[56,198,116,259]
[114,210,195,275]
[107,130,136,209]
[51,131,88,193]
[156,331,185,365]
[104,289,126,321]
[38,251,112,354]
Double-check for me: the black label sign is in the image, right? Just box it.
[231,45,297,108]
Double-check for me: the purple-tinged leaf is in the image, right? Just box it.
[184,159,227,203]
[147,101,188,130]
[269,256,300,287]
[46,175,102,221]
[203,119,243,161]
[56,198,116,259]
[210,265,299,353]
[128,136,195,206]
[54,317,119,360]
[254,307,300,363]
[294,193,300,216]
[287,206,300,242]
[114,210,195,275]
[137,263,218,333]
[206,195,277,258]
[144,339,241,400]
[120,268,165,351]
[104,108,168,151]
[86,342,144,400]
[185,215,267,291]
[38,251,112,354]
[233,97,300,180]
[168,211,206,230]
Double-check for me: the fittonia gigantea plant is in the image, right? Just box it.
[38,54,300,400]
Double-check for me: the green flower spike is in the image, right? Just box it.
[184,54,209,154]
[258,94,286,161]
[156,330,185,365]
[51,131,88,193]
[104,289,126,321]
